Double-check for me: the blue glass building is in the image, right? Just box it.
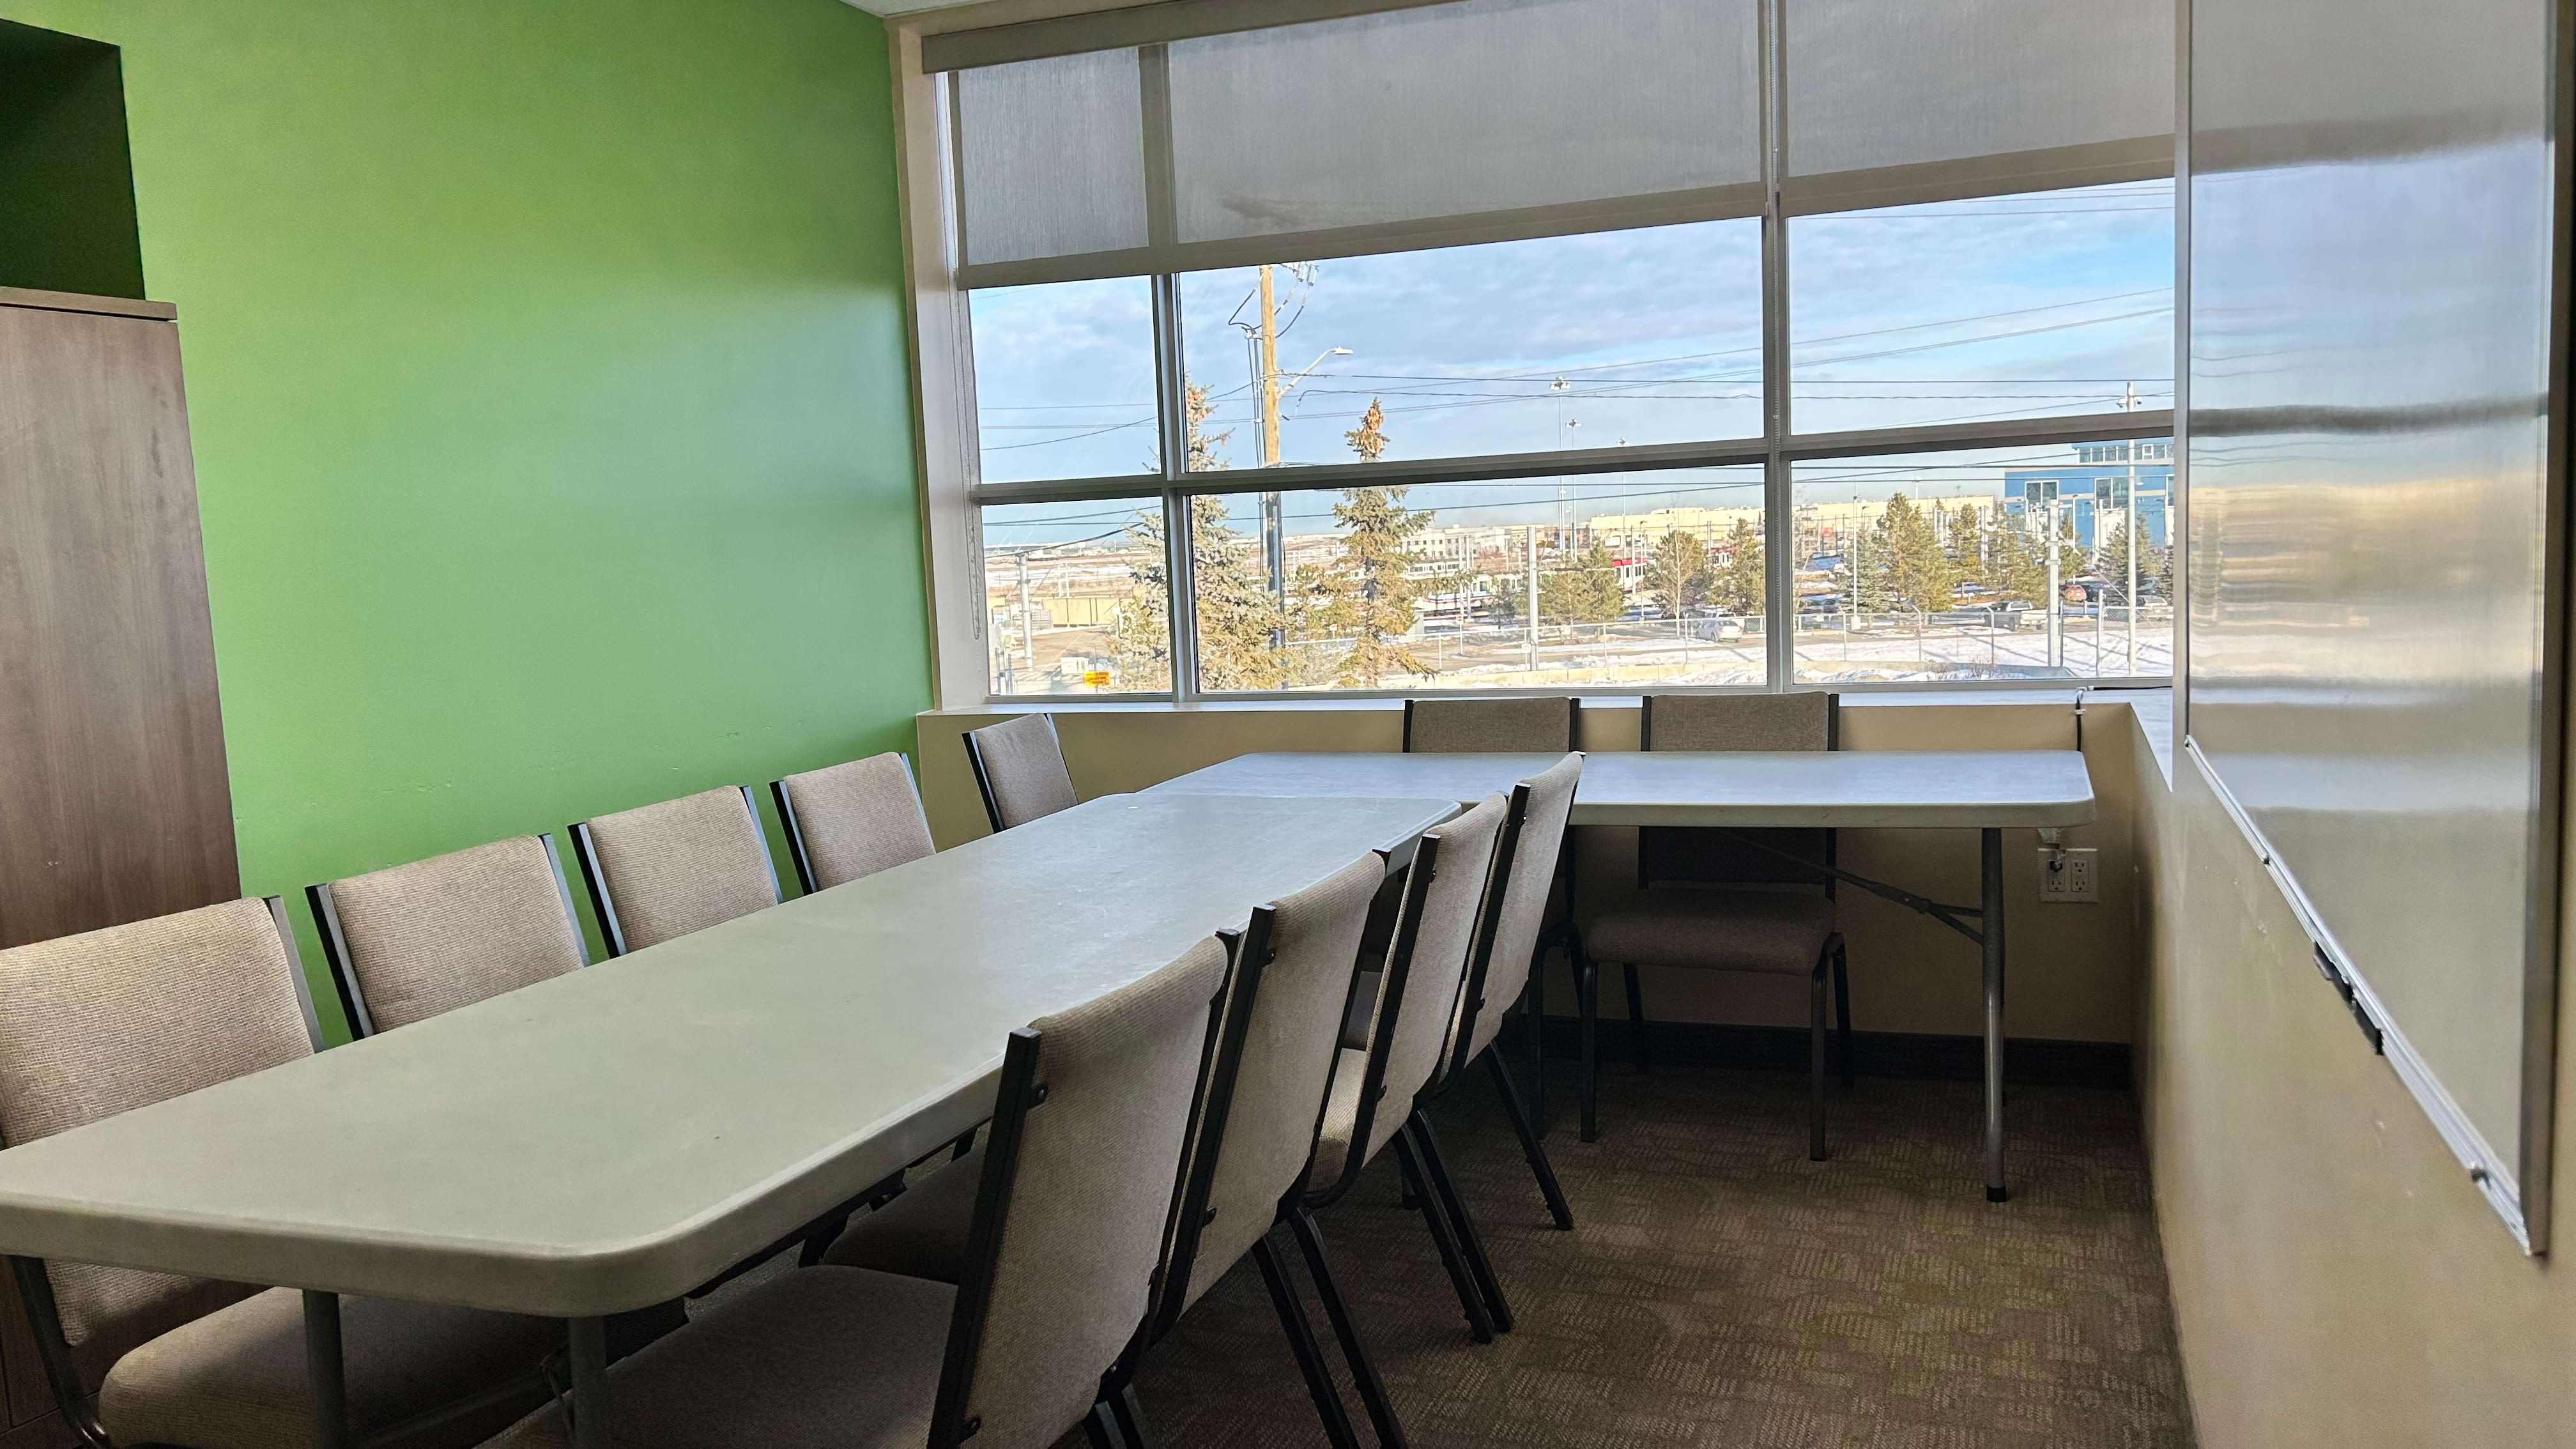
[2001,441,2174,552]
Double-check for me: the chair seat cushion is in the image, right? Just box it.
[102,1286,558,1449]
[1584,892,1839,975]
[1303,1048,1374,1195]
[820,1155,979,1283]
[480,1267,954,1449]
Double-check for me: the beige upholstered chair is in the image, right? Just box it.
[1581,693,1851,1157]
[825,855,1388,1446]
[569,786,781,955]
[1401,696,1577,753]
[481,934,1233,1449]
[1402,696,1583,1123]
[1300,794,1508,1413]
[771,752,937,893]
[310,834,588,1036]
[1378,753,1584,1341]
[0,899,560,1449]
[961,714,1076,832]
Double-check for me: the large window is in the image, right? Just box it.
[1790,443,2174,683]
[936,0,2175,700]
[1186,475,1767,693]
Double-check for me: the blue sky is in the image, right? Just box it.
[972,180,2173,545]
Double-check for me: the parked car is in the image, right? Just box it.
[1938,600,2027,627]
[1684,607,1749,640]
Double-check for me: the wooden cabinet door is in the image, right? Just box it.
[0,290,237,949]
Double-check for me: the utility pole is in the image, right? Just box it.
[1256,265,1286,619]
[1016,551,1036,668]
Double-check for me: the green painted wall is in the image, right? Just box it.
[0,1,928,1034]
[0,20,144,296]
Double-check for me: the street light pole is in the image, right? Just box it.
[1524,523,1540,673]
[2045,493,2064,670]
[2122,381,2140,675]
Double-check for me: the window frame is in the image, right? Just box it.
[891,5,2177,708]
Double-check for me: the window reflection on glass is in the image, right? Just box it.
[980,499,1172,697]
[1175,471,1767,693]
[1789,441,2173,682]
[1176,219,1764,472]
[968,278,1160,484]
[1788,180,2175,434]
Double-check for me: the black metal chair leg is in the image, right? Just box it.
[1285,1206,1410,1449]
[1409,1113,1514,1333]
[1623,962,1649,1073]
[1577,956,1600,1143]
[1392,1126,1496,1344]
[1832,942,1855,1088]
[1524,981,1546,1138]
[1251,1236,1364,1449]
[1485,1051,1574,1230]
[1110,1383,1159,1449]
[1084,1400,1127,1449]
[795,1211,848,1267]
[1809,960,1830,1162]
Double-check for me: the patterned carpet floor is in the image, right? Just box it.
[1102,1062,2195,1449]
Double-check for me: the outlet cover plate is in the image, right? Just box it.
[2039,847,2100,903]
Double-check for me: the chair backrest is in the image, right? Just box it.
[1639,692,1838,889]
[0,900,317,1381]
[931,935,1232,1449]
[770,752,937,893]
[310,834,586,1036]
[1454,753,1584,1073]
[1402,696,1578,753]
[1313,794,1508,1200]
[1157,854,1382,1327]
[571,786,780,955]
[963,714,1077,832]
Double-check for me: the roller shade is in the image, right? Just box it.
[949,0,1763,286]
[944,0,2175,286]
[1782,0,2175,211]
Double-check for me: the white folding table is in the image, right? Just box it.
[0,791,1457,1449]
[1151,750,2097,1202]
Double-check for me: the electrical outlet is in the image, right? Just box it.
[2038,847,2101,903]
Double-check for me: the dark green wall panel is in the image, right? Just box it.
[0,20,144,296]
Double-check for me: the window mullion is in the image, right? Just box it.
[1153,272,1196,702]
[1760,0,1795,693]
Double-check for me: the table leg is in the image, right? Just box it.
[303,1290,348,1449]
[568,1316,610,1449]
[1981,827,2008,1203]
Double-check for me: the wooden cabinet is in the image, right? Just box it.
[0,286,236,1439]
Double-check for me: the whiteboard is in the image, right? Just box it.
[2184,0,2566,1247]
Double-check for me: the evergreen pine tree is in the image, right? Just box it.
[1107,384,1286,688]
[1715,516,1763,614]
[1310,399,1432,686]
[1867,493,1956,614]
